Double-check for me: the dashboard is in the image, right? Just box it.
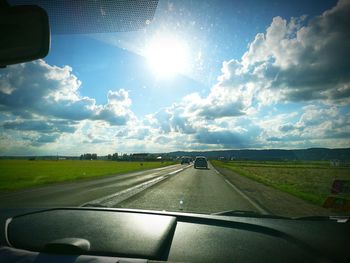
[0,207,349,262]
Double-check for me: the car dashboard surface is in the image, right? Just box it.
[0,207,349,262]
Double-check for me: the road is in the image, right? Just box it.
[0,162,261,214]
[0,164,184,208]
[117,162,260,213]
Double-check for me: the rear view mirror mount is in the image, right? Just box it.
[0,1,50,68]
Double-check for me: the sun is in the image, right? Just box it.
[144,36,189,77]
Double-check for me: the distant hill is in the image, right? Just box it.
[1,148,349,161]
[168,148,350,161]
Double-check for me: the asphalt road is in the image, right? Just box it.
[0,161,333,218]
[0,164,185,208]
[0,162,261,214]
[117,162,259,214]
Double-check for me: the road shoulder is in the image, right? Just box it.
[213,165,330,217]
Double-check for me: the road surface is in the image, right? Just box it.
[0,164,184,208]
[117,162,259,213]
[0,162,261,214]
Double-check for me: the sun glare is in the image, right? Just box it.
[145,36,189,77]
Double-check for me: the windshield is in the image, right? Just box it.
[0,0,349,218]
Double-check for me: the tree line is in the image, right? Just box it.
[80,153,98,160]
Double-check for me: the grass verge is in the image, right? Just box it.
[0,160,175,191]
[211,160,350,206]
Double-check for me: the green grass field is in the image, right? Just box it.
[0,160,175,191]
[211,160,350,206]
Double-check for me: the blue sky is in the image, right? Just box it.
[1,0,350,155]
[45,0,338,115]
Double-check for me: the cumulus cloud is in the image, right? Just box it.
[96,89,133,125]
[0,60,136,148]
[3,120,76,133]
[34,134,61,145]
[237,0,350,103]
[150,104,196,134]
[195,129,253,148]
[0,60,134,125]
[140,0,350,149]
[259,104,350,146]
[2,1,350,153]
[186,86,250,120]
[148,0,350,132]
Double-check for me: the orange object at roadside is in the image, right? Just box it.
[323,196,350,212]
[323,179,350,212]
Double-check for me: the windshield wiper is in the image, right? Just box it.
[212,210,288,219]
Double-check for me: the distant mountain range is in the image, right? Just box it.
[167,148,350,161]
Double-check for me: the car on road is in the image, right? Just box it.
[194,156,208,169]
[181,156,192,164]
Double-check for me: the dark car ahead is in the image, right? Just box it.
[181,156,192,165]
[194,156,208,169]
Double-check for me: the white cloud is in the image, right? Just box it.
[239,0,350,102]
[141,0,350,149]
[0,60,135,151]
[0,60,134,126]
[2,1,350,154]
[257,103,350,147]
[155,0,350,130]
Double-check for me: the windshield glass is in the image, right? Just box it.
[0,0,349,218]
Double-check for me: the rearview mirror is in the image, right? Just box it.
[0,2,50,67]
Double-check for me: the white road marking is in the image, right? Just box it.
[211,165,268,215]
[81,164,191,207]
[168,168,184,175]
